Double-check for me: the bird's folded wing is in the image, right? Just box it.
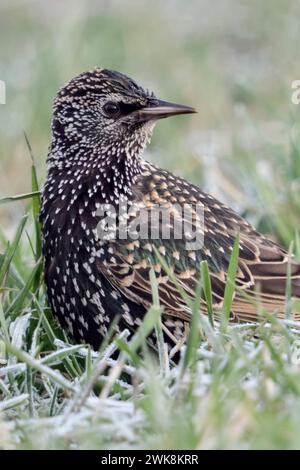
[95,172,300,322]
[96,230,300,324]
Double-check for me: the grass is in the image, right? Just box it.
[1,0,300,450]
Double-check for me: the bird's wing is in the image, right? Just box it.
[96,166,300,322]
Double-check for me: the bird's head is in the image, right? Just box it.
[51,68,196,163]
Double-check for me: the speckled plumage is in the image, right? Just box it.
[41,68,300,354]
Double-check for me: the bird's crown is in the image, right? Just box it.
[54,68,155,117]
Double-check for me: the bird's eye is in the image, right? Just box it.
[103,102,120,117]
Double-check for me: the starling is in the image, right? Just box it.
[41,68,300,352]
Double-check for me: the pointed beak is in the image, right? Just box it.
[136,99,197,122]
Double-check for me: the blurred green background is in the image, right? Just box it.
[1,0,300,246]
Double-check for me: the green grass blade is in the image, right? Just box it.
[5,259,42,318]
[200,260,214,327]
[0,191,41,205]
[221,233,240,334]
[285,242,293,320]
[149,268,168,375]
[25,134,43,292]
[182,275,202,372]
[0,214,28,287]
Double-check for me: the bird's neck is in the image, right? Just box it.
[44,139,145,208]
